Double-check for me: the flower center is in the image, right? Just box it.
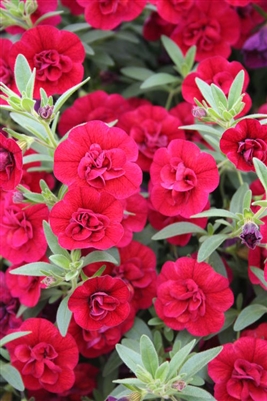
[160,158,198,192]
[78,143,125,188]
[227,359,266,400]
[89,292,119,320]
[34,49,72,82]
[0,61,13,85]
[0,148,14,178]
[65,208,110,242]
[237,138,267,166]
[1,206,33,248]
[183,18,221,50]
[131,120,168,159]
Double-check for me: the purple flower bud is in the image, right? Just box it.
[38,105,54,119]
[192,106,207,119]
[239,222,263,249]
[242,26,267,69]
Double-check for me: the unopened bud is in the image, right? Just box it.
[172,380,187,391]
[38,105,54,120]
[192,106,207,119]
[240,221,263,249]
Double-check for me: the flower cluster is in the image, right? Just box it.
[0,1,267,401]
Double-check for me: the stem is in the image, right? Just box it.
[236,169,244,185]
[40,120,58,149]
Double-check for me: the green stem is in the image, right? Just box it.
[236,169,244,186]
[40,120,58,149]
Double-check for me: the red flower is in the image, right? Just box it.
[8,26,85,98]
[76,0,146,30]
[143,12,176,41]
[84,240,157,311]
[4,0,61,34]
[117,192,148,247]
[150,139,219,218]
[0,133,23,191]
[57,90,130,137]
[6,262,45,307]
[60,0,84,15]
[208,337,267,401]
[170,0,240,61]
[0,192,49,264]
[155,257,234,336]
[242,322,267,341]
[117,104,185,172]
[0,39,18,103]
[181,56,251,116]
[68,308,135,358]
[6,318,79,393]
[220,119,267,172]
[60,363,99,400]
[49,186,124,250]
[154,0,194,24]
[0,271,23,339]
[68,275,131,331]
[54,120,142,199]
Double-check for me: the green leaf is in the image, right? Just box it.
[56,295,72,337]
[167,340,196,380]
[179,124,222,136]
[10,112,48,140]
[243,189,252,210]
[229,183,249,214]
[250,266,267,288]
[0,362,25,391]
[25,68,36,99]
[80,29,114,43]
[140,335,159,377]
[207,251,227,277]
[82,249,120,267]
[184,46,196,73]
[0,331,31,348]
[49,254,70,269]
[43,221,70,259]
[23,153,53,164]
[64,22,90,32]
[116,344,143,375]
[181,386,217,400]
[141,73,180,89]
[155,361,170,381]
[82,42,95,56]
[161,35,184,71]
[103,349,123,377]
[197,234,229,262]
[124,317,153,341]
[195,78,218,111]
[234,304,267,331]
[14,54,32,94]
[120,66,154,81]
[191,209,236,219]
[210,84,228,109]
[9,262,63,277]
[152,222,206,240]
[253,157,267,194]
[227,70,245,109]
[180,346,222,379]
[53,77,90,114]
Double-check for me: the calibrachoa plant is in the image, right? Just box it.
[0,1,267,401]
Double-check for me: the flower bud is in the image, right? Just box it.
[239,221,263,249]
[38,105,54,120]
[192,106,207,119]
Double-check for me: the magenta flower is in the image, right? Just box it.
[0,133,23,191]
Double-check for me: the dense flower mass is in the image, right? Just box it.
[49,186,124,250]
[0,133,23,190]
[54,120,142,199]
[155,257,234,336]
[149,139,219,217]
[68,275,131,331]
[8,26,85,98]
[5,318,79,393]
[208,337,267,401]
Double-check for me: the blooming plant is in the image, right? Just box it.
[1,1,267,401]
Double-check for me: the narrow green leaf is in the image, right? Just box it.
[253,157,267,194]
[57,295,72,337]
[152,222,206,240]
[234,304,267,331]
[103,350,123,377]
[155,361,170,381]
[49,254,70,269]
[207,251,227,277]
[80,29,114,43]
[167,340,196,380]
[116,344,143,375]
[195,78,218,111]
[141,73,180,89]
[0,362,25,391]
[243,189,252,210]
[179,124,222,136]
[82,249,120,267]
[181,386,217,400]
[53,77,90,114]
[120,66,154,81]
[9,262,63,276]
[250,266,267,288]
[124,317,153,340]
[43,221,70,259]
[25,69,36,99]
[180,346,222,379]
[14,54,32,94]
[210,84,228,109]
[23,154,53,164]
[82,42,95,56]
[228,70,245,109]
[161,35,184,71]
[191,209,236,219]
[140,335,159,377]
[64,22,90,32]
[184,46,196,72]
[0,331,31,348]
[197,234,229,262]
[229,183,249,214]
